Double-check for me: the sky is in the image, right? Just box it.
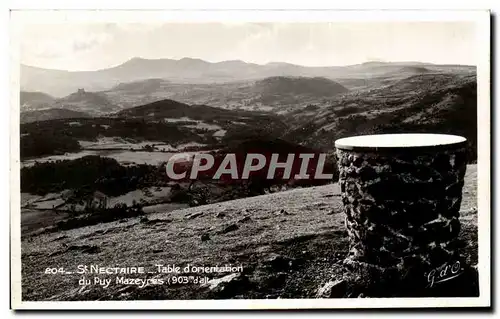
[19,22,477,71]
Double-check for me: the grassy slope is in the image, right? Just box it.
[21,165,478,301]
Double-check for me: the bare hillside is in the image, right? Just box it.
[21,165,478,301]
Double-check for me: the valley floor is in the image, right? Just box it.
[20,165,478,301]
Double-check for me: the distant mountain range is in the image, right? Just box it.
[21,57,475,97]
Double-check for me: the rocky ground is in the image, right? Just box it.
[20,165,478,301]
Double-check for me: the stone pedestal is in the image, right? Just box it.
[335,133,468,296]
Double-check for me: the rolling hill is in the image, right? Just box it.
[20,70,478,165]
[114,98,288,140]
[398,66,431,74]
[21,58,476,97]
[19,98,289,160]
[102,76,349,112]
[20,109,91,124]
[253,76,348,96]
[283,72,478,161]
[52,89,117,115]
[20,76,349,115]
[20,88,119,118]
[20,91,56,111]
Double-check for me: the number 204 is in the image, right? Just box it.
[44,267,65,274]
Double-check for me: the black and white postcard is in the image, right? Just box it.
[9,9,491,310]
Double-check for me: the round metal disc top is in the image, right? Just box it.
[335,133,467,152]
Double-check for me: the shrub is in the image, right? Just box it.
[50,204,144,232]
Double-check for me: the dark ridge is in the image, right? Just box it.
[399,66,431,73]
[254,76,349,96]
[20,109,91,124]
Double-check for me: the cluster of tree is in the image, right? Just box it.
[20,117,209,160]
[21,138,339,209]
[21,132,81,159]
[20,103,289,160]
[255,76,348,98]
[52,203,144,233]
[116,98,281,123]
[21,156,167,196]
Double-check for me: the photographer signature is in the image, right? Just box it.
[426,260,464,288]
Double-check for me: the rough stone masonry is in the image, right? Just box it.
[336,144,468,296]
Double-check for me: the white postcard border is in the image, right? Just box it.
[9,9,491,310]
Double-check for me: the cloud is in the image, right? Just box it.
[21,24,114,59]
[71,32,112,52]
